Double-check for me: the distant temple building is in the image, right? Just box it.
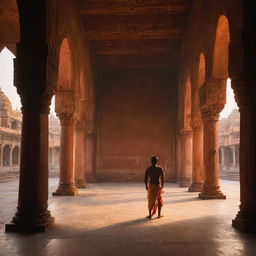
[0,89,60,174]
[218,108,240,180]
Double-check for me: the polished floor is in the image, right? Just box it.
[0,179,256,256]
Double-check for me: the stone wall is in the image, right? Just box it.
[95,68,178,182]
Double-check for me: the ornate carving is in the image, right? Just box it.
[231,78,256,109]
[199,78,227,122]
[200,78,226,112]
[57,112,75,126]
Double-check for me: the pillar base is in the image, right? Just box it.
[188,182,203,192]
[179,178,191,187]
[52,183,78,196]
[75,180,87,189]
[232,210,256,234]
[198,191,226,200]
[5,209,54,233]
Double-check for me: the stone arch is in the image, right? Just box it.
[12,146,19,165]
[55,38,75,114]
[57,38,72,91]
[3,145,11,166]
[0,0,20,54]
[198,53,206,88]
[183,77,192,130]
[212,15,230,79]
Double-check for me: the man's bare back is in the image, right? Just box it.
[145,166,164,186]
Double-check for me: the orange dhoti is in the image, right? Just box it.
[147,184,163,216]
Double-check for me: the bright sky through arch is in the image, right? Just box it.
[220,78,238,118]
[0,47,21,110]
[0,47,56,115]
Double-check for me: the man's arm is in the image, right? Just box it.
[161,168,165,188]
[144,169,149,190]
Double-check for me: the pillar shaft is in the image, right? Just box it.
[74,121,86,188]
[53,114,78,196]
[6,108,53,232]
[232,80,256,233]
[179,130,192,187]
[189,126,204,192]
[220,147,225,167]
[199,110,226,199]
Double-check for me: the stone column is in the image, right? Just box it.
[220,147,225,167]
[189,122,204,192]
[232,79,256,233]
[53,113,78,196]
[5,47,54,231]
[179,129,192,187]
[199,78,226,200]
[231,146,236,167]
[0,144,3,167]
[9,145,13,167]
[74,120,86,188]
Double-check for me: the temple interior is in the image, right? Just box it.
[0,0,256,255]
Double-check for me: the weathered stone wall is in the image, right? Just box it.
[95,68,177,182]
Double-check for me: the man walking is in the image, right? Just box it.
[144,156,165,219]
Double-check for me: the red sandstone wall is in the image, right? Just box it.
[96,69,177,182]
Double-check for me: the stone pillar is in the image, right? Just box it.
[231,146,236,167]
[74,121,86,188]
[5,43,54,232]
[179,130,192,187]
[189,122,204,192]
[9,145,13,167]
[220,147,225,167]
[232,79,256,233]
[53,113,78,196]
[198,78,226,200]
[0,144,3,167]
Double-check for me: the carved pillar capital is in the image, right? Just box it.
[200,78,227,120]
[231,78,256,109]
[57,113,75,126]
[201,105,222,122]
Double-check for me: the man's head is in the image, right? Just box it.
[151,156,158,166]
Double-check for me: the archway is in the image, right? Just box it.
[52,38,78,196]
[3,145,11,166]
[12,146,19,165]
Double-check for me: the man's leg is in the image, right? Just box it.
[158,199,163,218]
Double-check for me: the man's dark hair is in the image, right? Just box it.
[151,156,158,165]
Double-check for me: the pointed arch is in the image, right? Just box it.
[212,15,230,78]
[183,77,192,130]
[57,38,72,90]
[198,53,206,88]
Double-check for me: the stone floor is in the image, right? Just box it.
[1,179,256,256]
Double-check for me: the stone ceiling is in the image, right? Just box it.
[77,0,193,70]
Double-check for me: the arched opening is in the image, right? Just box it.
[213,16,240,181]
[198,53,206,88]
[12,146,19,165]
[212,15,230,79]
[3,145,11,166]
[184,77,192,130]
[57,38,72,91]
[52,38,78,195]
